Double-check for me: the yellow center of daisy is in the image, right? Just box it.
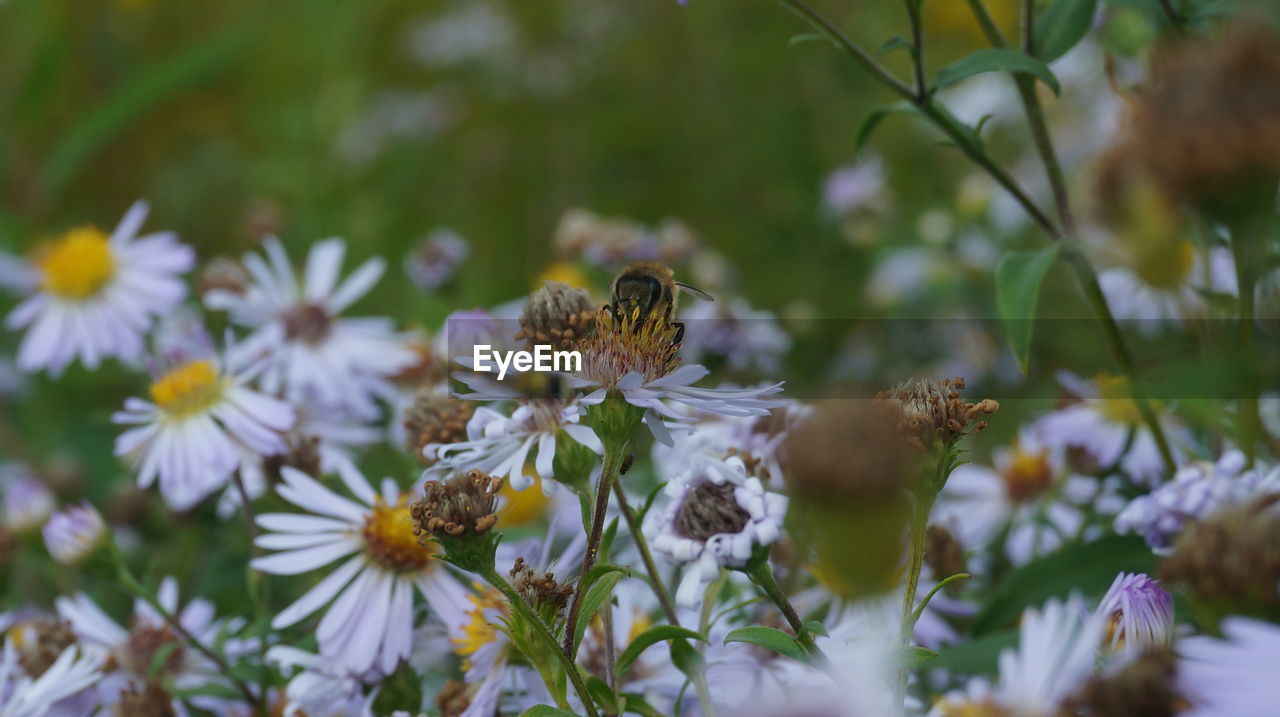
[452,585,508,670]
[1134,238,1195,290]
[1001,443,1053,503]
[577,306,681,385]
[933,700,1011,717]
[150,360,226,418]
[1095,374,1146,426]
[37,227,116,299]
[362,496,438,572]
[498,472,551,527]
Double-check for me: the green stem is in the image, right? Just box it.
[480,566,600,717]
[902,0,926,100]
[1229,217,1266,465]
[563,442,627,658]
[744,559,823,660]
[233,471,271,711]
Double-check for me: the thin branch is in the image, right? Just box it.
[903,0,927,100]
[562,445,625,657]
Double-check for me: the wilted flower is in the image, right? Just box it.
[877,376,998,451]
[41,502,105,565]
[647,456,787,606]
[405,228,469,291]
[1,466,54,533]
[1096,573,1174,655]
[411,469,504,540]
[205,237,417,420]
[4,201,194,376]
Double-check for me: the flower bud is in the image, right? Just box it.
[515,281,597,352]
[42,501,106,565]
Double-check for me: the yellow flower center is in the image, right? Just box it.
[37,227,116,299]
[362,496,438,572]
[933,699,1010,717]
[1001,443,1054,503]
[499,472,551,527]
[1095,374,1143,426]
[452,585,508,670]
[1133,239,1195,290]
[150,360,226,418]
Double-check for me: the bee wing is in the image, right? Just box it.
[675,282,715,302]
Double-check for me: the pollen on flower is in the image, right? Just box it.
[149,360,225,417]
[576,305,681,386]
[37,226,116,299]
[1095,374,1145,426]
[362,496,438,572]
[1001,443,1053,503]
[452,584,508,670]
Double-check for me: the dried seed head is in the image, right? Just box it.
[196,257,249,298]
[674,481,751,542]
[402,390,474,462]
[282,303,332,345]
[436,679,473,717]
[516,281,598,352]
[1159,498,1280,612]
[924,524,967,585]
[123,621,185,678]
[116,680,177,717]
[17,619,76,678]
[388,340,446,389]
[877,377,998,450]
[510,556,573,620]
[411,469,503,540]
[1064,649,1184,717]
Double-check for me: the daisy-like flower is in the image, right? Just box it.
[1,466,54,533]
[930,596,1106,717]
[1095,572,1174,656]
[56,576,251,714]
[1097,245,1236,330]
[1178,617,1280,717]
[1115,450,1280,553]
[0,638,104,717]
[405,228,469,291]
[423,401,602,492]
[647,456,787,607]
[112,333,295,511]
[1033,372,1188,486]
[266,646,376,717]
[41,502,106,565]
[205,237,417,419]
[652,404,807,489]
[678,297,790,376]
[572,307,785,445]
[4,201,194,375]
[251,464,470,675]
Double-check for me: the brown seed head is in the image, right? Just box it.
[436,679,473,717]
[674,481,750,542]
[17,619,77,677]
[876,377,999,450]
[1160,498,1280,612]
[123,622,185,678]
[1064,649,1185,717]
[510,556,573,619]
[282,304,332,345]
[117,681,177,717]
[411,469,503,541]
[402,390,474,462]
[516,281,598,352]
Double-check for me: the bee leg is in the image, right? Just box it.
[672,321,685,345]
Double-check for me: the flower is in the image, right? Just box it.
[56,576,251,713]
[678,297,790,376]
[41,502,105,565]
[930,596,1106,717]
[405,228,469,291]
[647,456,787,607]
[652,404,806,489]
[267,646,376,717]
[1178,617,1280,717]
[877,376,998,451]
[112,333,295,511]
[251,464,470,675]
[205,237,417,419]
[513,280,597,352]
[1095,572,1174,655]
[1114,449,1279,553]
[1097,243,1236,330]
[1,466,54,533]
[0,638,104,717]
[4,201,194,375]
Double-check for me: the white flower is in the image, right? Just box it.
[206,238,417,419]
[251,464,470,675]
[41,502,105,565]
[1178,617,1280,717]
[56,576,250,713]
[647,456,787,607]
[405,228,468,290]
[267,646,375,717]
[678,297,790,376]
[930,596,1105,717]
[1,466,54,533]
[112,338,295,511]
[4,201,194,375]
[424,401,602,491]
[822,157,887,216]
[1098,245,1235,330]
[0,639,104,717]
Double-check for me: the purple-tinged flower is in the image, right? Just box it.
[1179,617,1280,717]
[2,466,54,533]
[1095,572,1174,655]
[405,228,469,291]
[41,502,106,565]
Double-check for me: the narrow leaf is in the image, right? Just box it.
[995,245,1060,374]
[854,101,915,157]
[723,626,805,661]
[615,626,705,678]
[935,49,1062,96]
[1034,0,1099,63]
[573,572,625,650]
[521,707,580,717]
[894,645,938,670]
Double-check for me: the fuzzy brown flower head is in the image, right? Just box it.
[1063,649,1184,717]
[576,305,681,386]
[123,621,185,678]
[282,303,332,345]
[1099,24,1280,214]
[196,257,250,298]
[17,619,76,677]
[436,679,473,717]
[117,681,177,717]
[515,281,598,352]
[1160,498,1280,612]
[674,481,751,542]
[411,469,503,540]
[782,400,914,502]
[402,390,474,462]
[259,433,323,486]
[510,556,573,618]
[877,377,998,450]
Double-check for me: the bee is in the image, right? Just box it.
[609,261,713,344]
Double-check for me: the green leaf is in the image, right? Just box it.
[620,693,663,717]
[615,626,706,678]
[723,626,805,661]
[854,101,916,157]
[573,571,625,650]
[637,482,666,523]
[802,619,829,638]
[972,534,1158,634]
[586,676,619,714]
[935,48,1062,96]
[1034,0,1099,63]
[894,645,938,670]
[789,33,833,48]
[521,707,580,717]
[879,34,913,54]
[929,629,1018,674]
[148,641,181,678]
[599,518,621,563]
[995,244,1060,374]
[670,635,704,677]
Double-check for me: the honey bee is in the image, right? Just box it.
[609,261,713,344]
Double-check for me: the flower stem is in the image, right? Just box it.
[743,558,823,660]
[480,565,600,717]
[1229,214,1269,465]
[232,470,272,709]
[563,441,626,659]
